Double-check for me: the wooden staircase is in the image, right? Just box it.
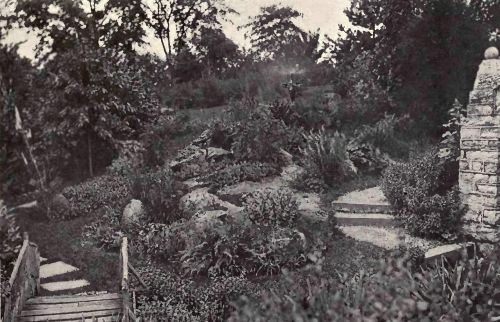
[1,235,137,322]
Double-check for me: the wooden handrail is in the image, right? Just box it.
[2,233,40,322]
[119,237,137,322]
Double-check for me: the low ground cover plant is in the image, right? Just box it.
[61,174,132,220]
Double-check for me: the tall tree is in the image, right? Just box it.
[242,5,305,61]
[147,0,235,59]
[332,0,500,135]
[14,0,159,177]
[191,26,241,76]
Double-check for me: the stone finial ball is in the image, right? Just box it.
[485,46,499,59]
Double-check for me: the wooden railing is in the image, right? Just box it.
[119,237,137,322]
[1,233,40,322]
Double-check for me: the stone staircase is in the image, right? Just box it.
[332,186,473,263]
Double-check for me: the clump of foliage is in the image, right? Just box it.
[381,148,464,238]
[0,200,22,262]
[131,167,186,224]
[0,200,22,298]
[230,246,500,322]
[243,189,299,228]
[136,189,332,278]
[205,162,281,190]
[61,175,131,220]
[81,206,122,251]
[290,171,328,193]
[179,219,307,277]
[230,106,303,164]
[136,220,193,261]
[347,114,406,172]
[300,127,357,187]
[107,140,145,176]
[141,114,202,168]
[135,263,260,321]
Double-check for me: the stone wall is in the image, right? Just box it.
[459,47,500,243]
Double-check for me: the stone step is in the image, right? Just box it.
[333,186,393,214]
[335,212,396,227]
[41,280,90,292]
[424,243,476,265]
[332,202,393,214]
[339,225,403,250]
[40,261,79,279]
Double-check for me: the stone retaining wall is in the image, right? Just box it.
[459,48,500,243]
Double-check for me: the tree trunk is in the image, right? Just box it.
[160,35,169,61]
[87,131,94,177]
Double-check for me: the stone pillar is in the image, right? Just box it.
[459,46,500,243]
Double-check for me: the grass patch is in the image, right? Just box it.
[15,209,120,293]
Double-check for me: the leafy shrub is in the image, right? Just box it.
[136,221,191,260]
[401,187,465,237]
[292,92,341,131]
[230,246,500,322]
[205,162,280,190]
[0,200,22,266]
[199,77,226,108]
[131,167,186,224]
[107,140,145,176]
[62,174,131,219]
[347,114,406,172]
[381,149,464,238]
[268,100,301,127]
[290,170,328,193]
[179,219,307,277]
[81,206,122,250]
[243,189,299,228]
[229,103,304,164]
[141,114,194,167]
[300,127,357,186]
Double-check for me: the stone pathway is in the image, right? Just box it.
[39,257,91,295]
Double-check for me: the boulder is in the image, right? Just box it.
[170,145,232,172]
[50,194,72,219]
[170,145,205,172]
[192,210,227,229]
[122,199,145,230]
[206,147,232,161]
[180,187,243,215]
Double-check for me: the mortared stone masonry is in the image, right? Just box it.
[460,46,500,243]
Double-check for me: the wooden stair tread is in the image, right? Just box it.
[18,309,120,321]
[20,302,121,316]
[24,299,122,311]
[20,293,123,321]
[26,293,121,305]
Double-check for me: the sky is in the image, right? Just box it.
[4,0,352,60]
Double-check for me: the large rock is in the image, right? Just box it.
[49,194,72,219]
[180,187,243,214]
[122,199,145,229]
[170,145,232,173]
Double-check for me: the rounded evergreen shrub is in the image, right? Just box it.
[381,148,464,238]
